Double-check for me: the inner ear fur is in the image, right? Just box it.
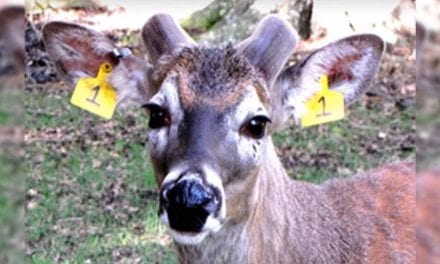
[270,34,385,130]
[43,21,154,108]
[42,21,117,86]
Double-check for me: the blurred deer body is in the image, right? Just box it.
[417,170,440,264]
[42,14,415,263]
[0,6,24,75]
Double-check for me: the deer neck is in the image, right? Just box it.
[246,140,363,263]
[174,219,248,264]
[245,138,303,262]
[174,138,299,263]
[220,139,334,263]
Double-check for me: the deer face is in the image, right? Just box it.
[42,14,384,245]
[145,46,271,244]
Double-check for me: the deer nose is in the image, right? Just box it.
[161,178,219,232]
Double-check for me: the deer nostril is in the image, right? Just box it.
[167,180,214,209]
[187,181,213,207]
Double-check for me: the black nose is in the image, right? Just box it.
[161,179,219,232]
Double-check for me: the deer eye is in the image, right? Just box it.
[142,103,171,129]
[241,115,271,139]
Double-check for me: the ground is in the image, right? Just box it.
[24,3,415,264]
[0,76,24,264]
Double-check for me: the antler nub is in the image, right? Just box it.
[142,13,196,65]
[236,15,299,87]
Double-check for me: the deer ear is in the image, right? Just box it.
[270,34,385,129]
[43,21,153,108]
[42,21,118,87]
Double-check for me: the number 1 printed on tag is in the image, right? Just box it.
[86,86,100,106]
[301,75,345,127]
[70,62,117,120]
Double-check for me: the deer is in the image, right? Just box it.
[0,5,24,75]
[42,13,415,263]
[417,169,440,264]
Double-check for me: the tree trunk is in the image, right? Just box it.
[181,0,313,44]
[275,0,313,40]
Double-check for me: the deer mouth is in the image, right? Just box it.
[167,229,210,245]
[160,212,224,245]
[158,165,226,245]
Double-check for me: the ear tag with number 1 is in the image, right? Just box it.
[301,75,344,127]
[70,62,117,120]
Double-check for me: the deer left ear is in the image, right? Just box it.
[270,34,385,130]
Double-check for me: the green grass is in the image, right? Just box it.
[0,83,25,264]
[0,155,24,264]
[273,101,415,183]
[25,83,415,263]
[0,86,23,126]
[26,86,176,263]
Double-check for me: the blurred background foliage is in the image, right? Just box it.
[417,0,440,169]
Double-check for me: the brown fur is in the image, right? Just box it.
[176,142,415,263]
[251,151,415,263]
[141,13,195,66]
[417,170,440,264]
[154,45,268,110]
[42,22,117,86]
[327,53,361,84]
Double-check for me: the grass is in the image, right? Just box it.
[0,80,25,264]
[0,85,24,126]
[274,100,415,183]
[25,81,415,263]
[26,85,176,263]
[0,155,24,264]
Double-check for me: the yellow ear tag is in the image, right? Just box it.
[70,62,117,120]
[301,75,344,127]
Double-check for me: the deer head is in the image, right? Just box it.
[42,14,384,245]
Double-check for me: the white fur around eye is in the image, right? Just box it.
[226,87,268,164]
[238,137,264,163]
[232,86,269,130]
[148,127,169,154]
[147,78,183,155]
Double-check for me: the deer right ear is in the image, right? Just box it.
[43,22,154,108]
[270,34,385,130]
